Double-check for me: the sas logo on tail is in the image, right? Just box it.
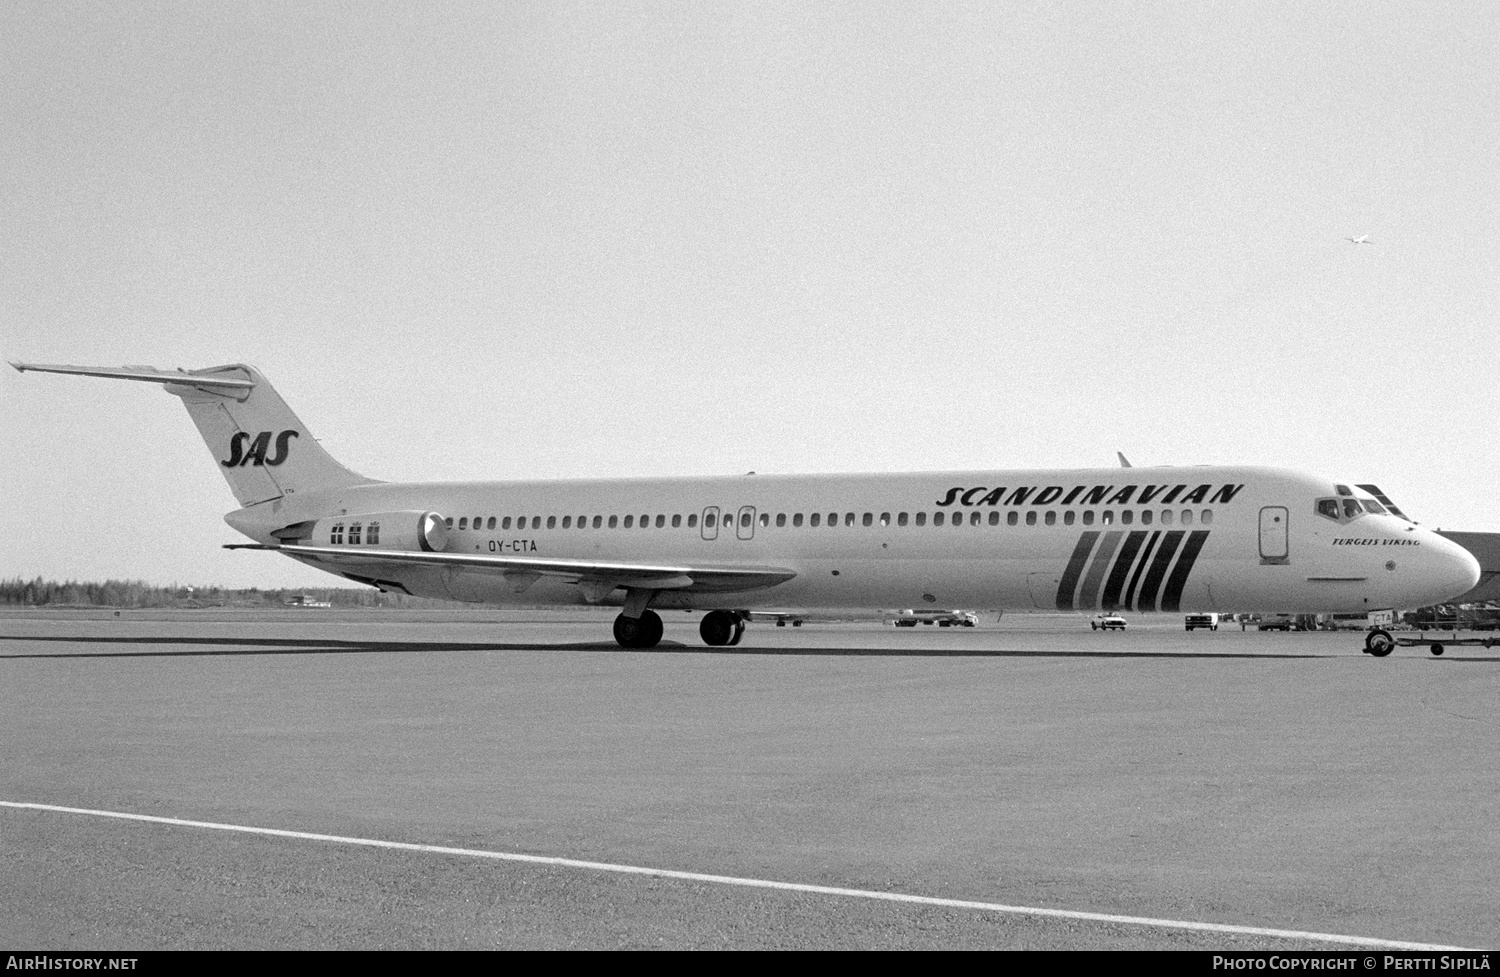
[222,430,298,468]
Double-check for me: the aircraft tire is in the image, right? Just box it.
[699,610,736,647]
[1364,629,1395,657]
[614,610,664,649]
[1430,643,1444,656]
[729,619,746,646]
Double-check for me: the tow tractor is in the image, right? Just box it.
[1363,629,1500,657]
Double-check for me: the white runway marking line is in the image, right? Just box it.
[2,800,1470,951]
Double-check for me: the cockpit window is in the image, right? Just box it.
[1316,499,1341,521]
[1362,499,1387,514]
[1342,499,1362,519]
[1335,484,1353,497]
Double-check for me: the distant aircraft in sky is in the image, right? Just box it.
[10,361,1481,656]
[1346,235,1374,245]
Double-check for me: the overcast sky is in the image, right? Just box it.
[4,1,1497,589]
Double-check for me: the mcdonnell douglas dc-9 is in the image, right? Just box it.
[12,362,1480,655]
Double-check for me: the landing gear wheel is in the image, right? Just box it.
[613,610,664,649]
[699,610,736,647]
[1430,643,1444,656]
[1364,629,1394,657]
[729,619,746,646]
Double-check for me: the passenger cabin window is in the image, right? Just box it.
[1044,511,1056,526]
[1082,511,1094,526]
[914,513,925,527]
[934,512,945,526]
[547,516,557,529]
[562,516,571,529]
[880,513,890,526]
[1008,512,1019,526]
[443,517,453,529]
[760,513,770,528]
[458,517,468,531]
[1201,510,1214,524]
[792,513,803,527]
[810,513,821,527]
[1025,511,1037,526]
[1102,511,1113,525]
[624,515,633,528]
[608,515,618,528]
[687,514,697,528]
[1121,510,1133,525]
[1181,510,1193,525]
[862,513,873,527]
[673,514,682,527]
[594,515,604,528]
[1141,510,1153,525]
[1161,510,1172,525]
[776,513,786,527]
[988,512,999,525]
[1064,511,1075,525]
[502,517,512,530]
[897,513,908,526]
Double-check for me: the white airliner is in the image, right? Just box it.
[11,362,1480,654]
[1347,235,1374,245]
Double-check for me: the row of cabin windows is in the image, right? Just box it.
[441,508,1216,533]
[328,521,380,545]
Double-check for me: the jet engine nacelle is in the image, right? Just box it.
[306,511,449,552]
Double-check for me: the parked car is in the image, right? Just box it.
[1091,613,1127,631]
[1184,613,1219,632]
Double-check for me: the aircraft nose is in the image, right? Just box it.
[1428,535,1481,603]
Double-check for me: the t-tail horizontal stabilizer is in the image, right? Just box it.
[11,361,375,506]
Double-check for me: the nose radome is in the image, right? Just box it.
[1431,535,1481,601]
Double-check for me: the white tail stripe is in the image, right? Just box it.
[0,800,1471,951]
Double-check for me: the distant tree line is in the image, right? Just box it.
[0,577,423,608]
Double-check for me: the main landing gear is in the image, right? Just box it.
[613,610,664,649]
[698,610,746,647]
[610,609,749,649]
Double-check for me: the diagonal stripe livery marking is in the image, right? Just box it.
[1100,531,1148,611]
[1160,530,1211,613]
[1054,532,1100,610]
[1136,530,1184,612]
[1076,531,1123,611]
[1123,531,1160,612]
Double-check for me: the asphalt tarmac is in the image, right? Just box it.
[1,609,1496,950]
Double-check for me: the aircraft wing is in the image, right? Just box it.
[225,543,797,594]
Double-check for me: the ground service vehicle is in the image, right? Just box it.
[1184,613,1219,631]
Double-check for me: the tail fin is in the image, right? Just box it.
[11,361,375,506]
